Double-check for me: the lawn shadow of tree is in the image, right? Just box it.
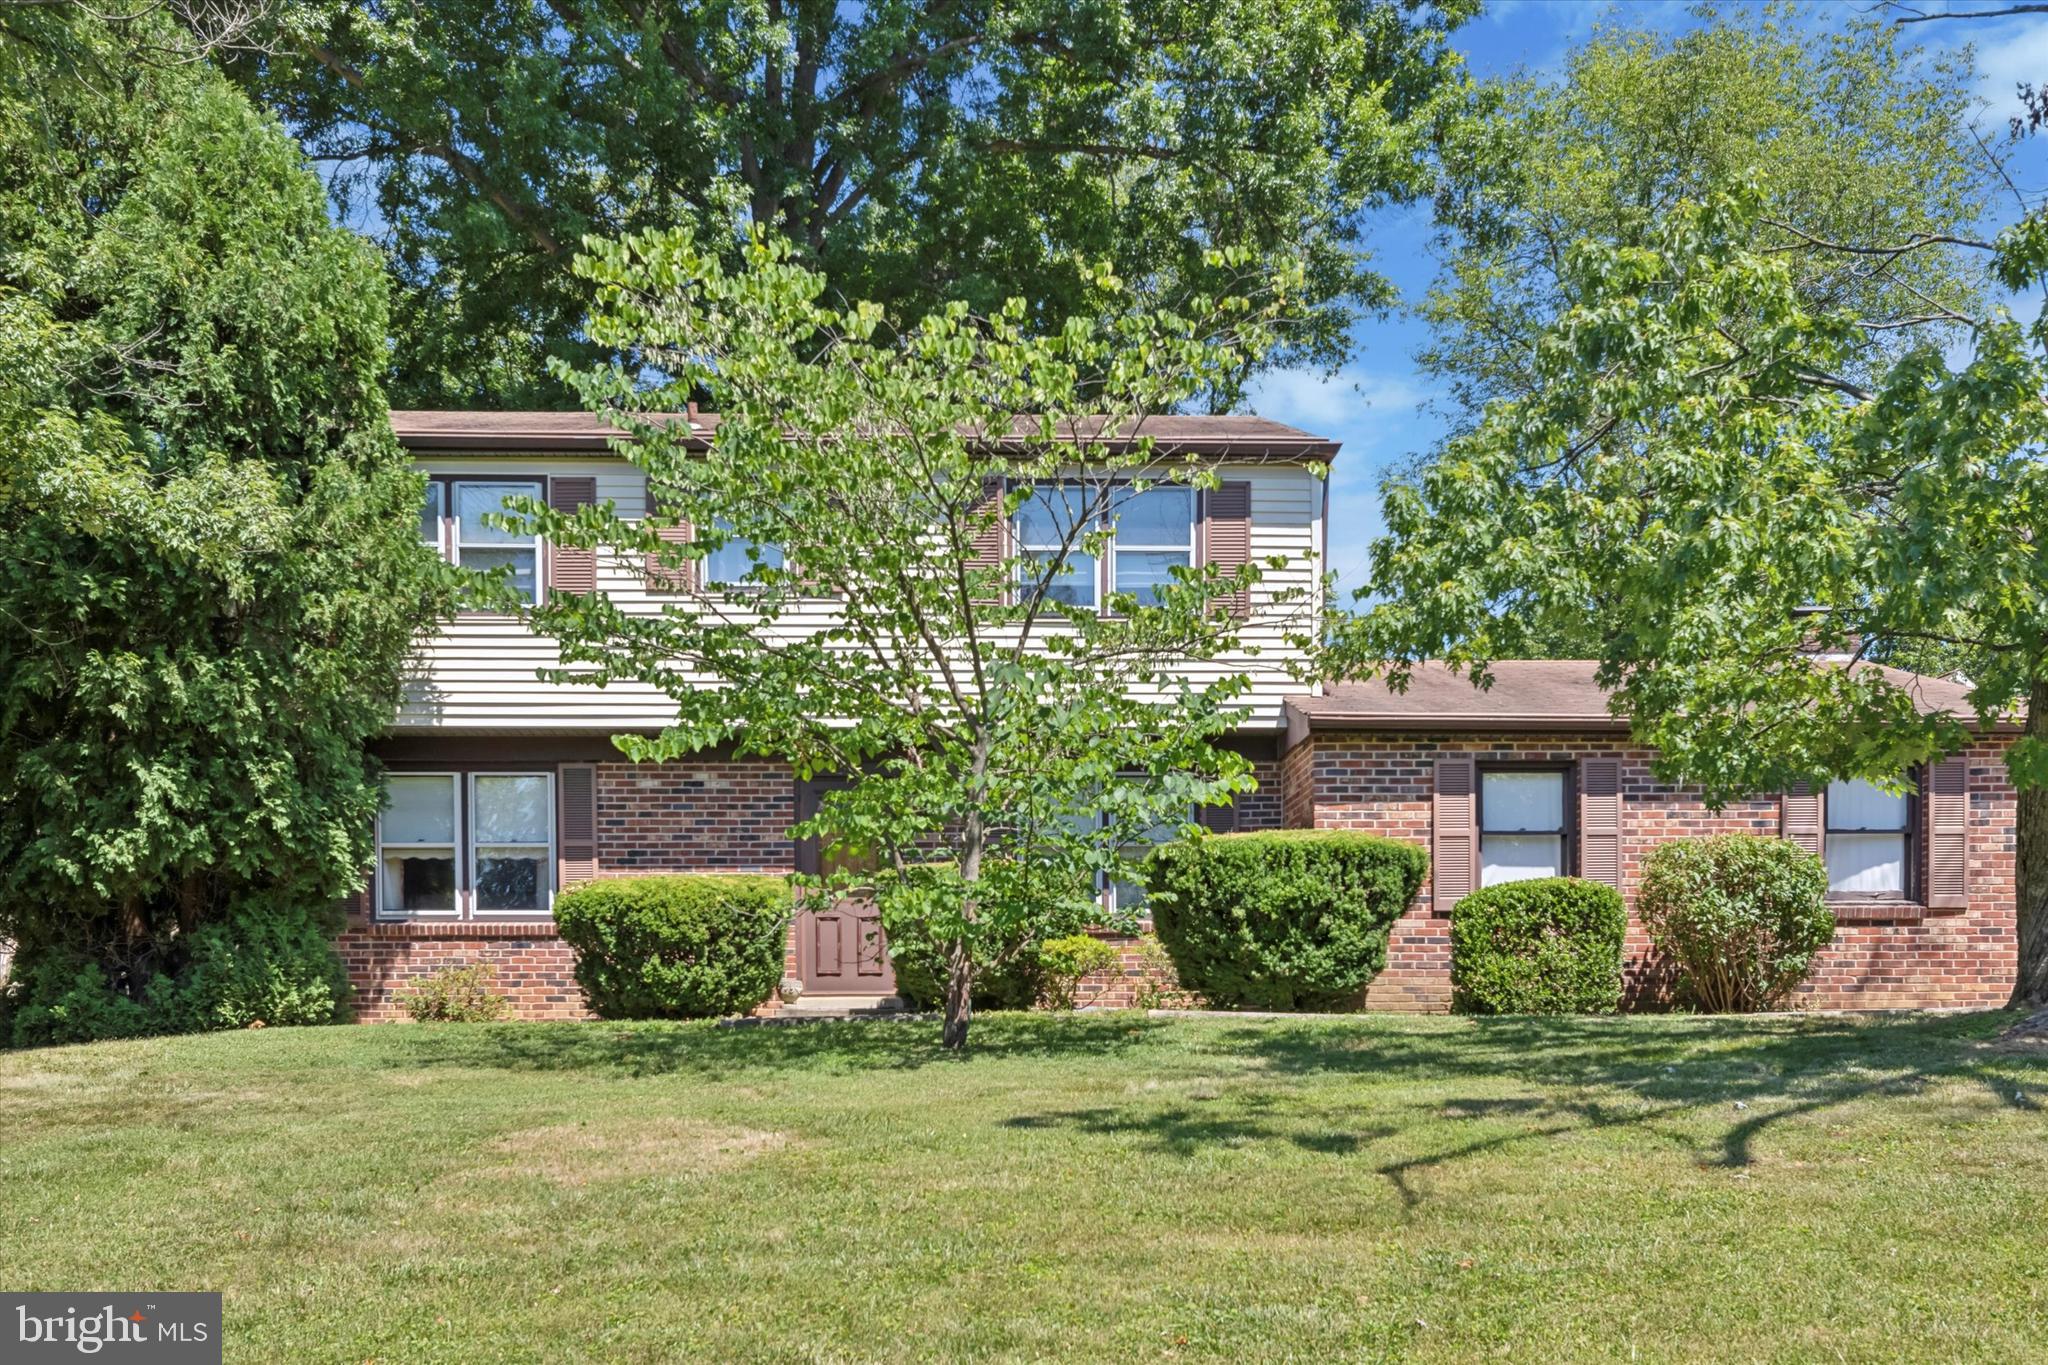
[371,1011,1171,1080]
[994,1010,2048,1207]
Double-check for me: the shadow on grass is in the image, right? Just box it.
[373,1010,1172,1080]
[992,1010,2047,1204]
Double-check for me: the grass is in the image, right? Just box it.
[3,1011,2046,1363]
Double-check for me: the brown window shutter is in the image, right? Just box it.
[1578,757,1622,888]
[643,496,694,592]
[558,763,599,890]
[547,476,598,596]
[1203,482,1252,617]
[1432,756,1478,914]
[967,476,1007,603]
[1781,782,1823,857]
[1926,756,1969,911]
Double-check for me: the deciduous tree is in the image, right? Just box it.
[524,229,1315,1047]
[1338,187,2048,1008]
[224,0,1474,406]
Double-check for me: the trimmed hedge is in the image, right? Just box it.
[1144,830,1428,1011]
[553,875,793,1019]
[1637,836,1834,1012]
[1449,877,1625,1015]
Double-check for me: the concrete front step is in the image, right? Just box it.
[776,994,916,1018]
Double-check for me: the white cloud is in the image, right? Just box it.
[1966,16,2048,112]
[1245,365,1435,435]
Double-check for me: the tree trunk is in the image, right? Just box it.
[2012,677,2048,1008]
[941,937,973,1050]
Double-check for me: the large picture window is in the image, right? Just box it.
[1108,486,1195,607]
[451,479,543,605]
[1826,777,1913,898]
[1479,769,1568,886]
[376,771,555,919]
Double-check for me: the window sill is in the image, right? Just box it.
[361,918,559,938]
[1825,899,1925,925]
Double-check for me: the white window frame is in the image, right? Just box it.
[1108,485,1196,608]
[1825,774,1915,900]
[1478,767,1571,888]
[375,769,556,922]
[467,771,556,919]
[1015,481,1099,611]
[375,771,461,922]
[701,514,788,591]
[451,478,544,606]
[420,480,446,551]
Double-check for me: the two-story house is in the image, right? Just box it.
[342,411,2021,1019]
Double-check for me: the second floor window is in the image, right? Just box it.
[703,516,786,589]
[1017,484,1096,608]
[1826,777,1913,898]
[1015,482,1199,611]
[1109,487,1195,607]
[454,481,543,605]
[1480,769,1568,886]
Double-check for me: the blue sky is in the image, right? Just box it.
[1249,0,2048,600]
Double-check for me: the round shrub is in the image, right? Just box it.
[553,875,793,1019]
[1144,830,1428,1011]
[1637,835,1834,1012]
[1034,933,1122,1009]
[1449,877,1625,1015]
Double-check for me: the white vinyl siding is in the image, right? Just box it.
[393,455,1323,733]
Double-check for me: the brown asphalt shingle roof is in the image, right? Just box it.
[1289,660,2011,734]
[389,410,1340,460]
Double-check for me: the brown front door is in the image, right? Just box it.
[794,780,896,996]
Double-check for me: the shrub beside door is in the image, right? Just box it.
[553,875,793,1018]
[1143,830,1428,1011]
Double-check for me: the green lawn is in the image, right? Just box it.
[2,1011,2045,1363]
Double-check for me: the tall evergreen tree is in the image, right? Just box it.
[0,12,454,1042]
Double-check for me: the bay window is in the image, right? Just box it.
[1825,777,1913,898]
[1479,769,1568,886]
[376,771,555,919]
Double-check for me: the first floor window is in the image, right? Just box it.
[1109,813,1184,916]
[377,770,554,918]
[471,774,553,913]
[1826,777,1912,897]
[1480,769,1567,886]
[380,774,457,915]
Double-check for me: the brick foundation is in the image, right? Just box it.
[338,921,587,1022]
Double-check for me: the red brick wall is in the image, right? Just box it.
[338,922,586,1022]
[346,759,802,1021]
[1297,732,2017,1013]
